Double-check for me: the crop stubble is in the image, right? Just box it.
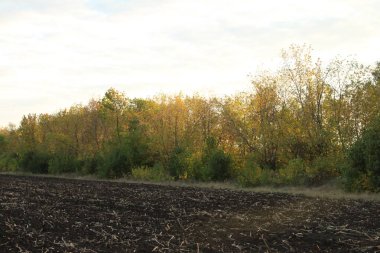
[0,175,379,252]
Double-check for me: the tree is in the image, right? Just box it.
[347,115,380,191]
[203,137,232,181]
[19,114,39,150]
[281,45,331,158]
[250,75,282,169]
[325,58,373,150]
[221,94,256,157]
[372,62,380,84]
[101,88,129,143]
[0,133,5,154]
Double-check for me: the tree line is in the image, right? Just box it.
[1,45,379,191]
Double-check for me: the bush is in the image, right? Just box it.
[131,164,172,182]
[307,155,342,185]
[0,153,18,172]
[98,127,155,178]
[193,137,233,181]
[236,154,276,187]
[208,149,232,181]
[98,145,129,178]
[237,166,273,187]
[188,155,213,181]
[48,154,80,174]
[278,158,309,185]
[0,134,5,153]
[341,165,375,192]
[345,115,380,191]
[167,147,190,180]
[19,151,50,174]
[81,155,101,175]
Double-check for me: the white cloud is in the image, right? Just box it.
[0,0,380,126]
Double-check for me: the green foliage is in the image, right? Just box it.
[1,51,379,191]
[0,153,18,172]
[208,149,232,181]
[98,119,154,178]
[186,140,215,181]
[308,155,342,185]
[193,137,233,181]
[165,138,232,182]
[0,135,16,171]
[131,164,172,182]
[341,164,364,192]
[237,154,274,186]
[101,88,128,112]
[19,151,50,174]
[48,154,80,174]
[124,118,154,168]
[167,147,189,179]
[188,155,213,181]
[81,155,101,175]
[98,144,129,178]
[0,134,5,151]
[237,166,273,187]
[278,158,309,185]
[344,115,380,191]
[238,155,343,187]
[341,163,376,192]
[372,62,380,84]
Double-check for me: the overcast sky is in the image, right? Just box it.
[1,0,379,126]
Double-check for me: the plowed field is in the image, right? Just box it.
[0,175,379,252]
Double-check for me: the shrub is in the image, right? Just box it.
[167,147,190,180]
[188,156,213,181]
[98,145,129,178]
[81,155,101,175]
[278,158,309,185]
[237,154,275,187]
[48,154,80,174]
[19,151,50,174]
[0,134,17,171]
[345,115,380,191]
[98,127,155,179]
[237,166,265,187]
[208,149,232,181]
[0,134,5,153]
[131,164,172,182]
[195,137,233,181]
[307,155,343,185]
[341,166,375,192]
[0,153,18,172]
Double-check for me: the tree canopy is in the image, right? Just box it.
[1,45,379,191]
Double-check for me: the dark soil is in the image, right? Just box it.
[0,175,379,252]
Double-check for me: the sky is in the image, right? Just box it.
[0,0,379,127]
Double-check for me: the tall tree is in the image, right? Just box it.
[281,45,331,158]
[101,88,129,143]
